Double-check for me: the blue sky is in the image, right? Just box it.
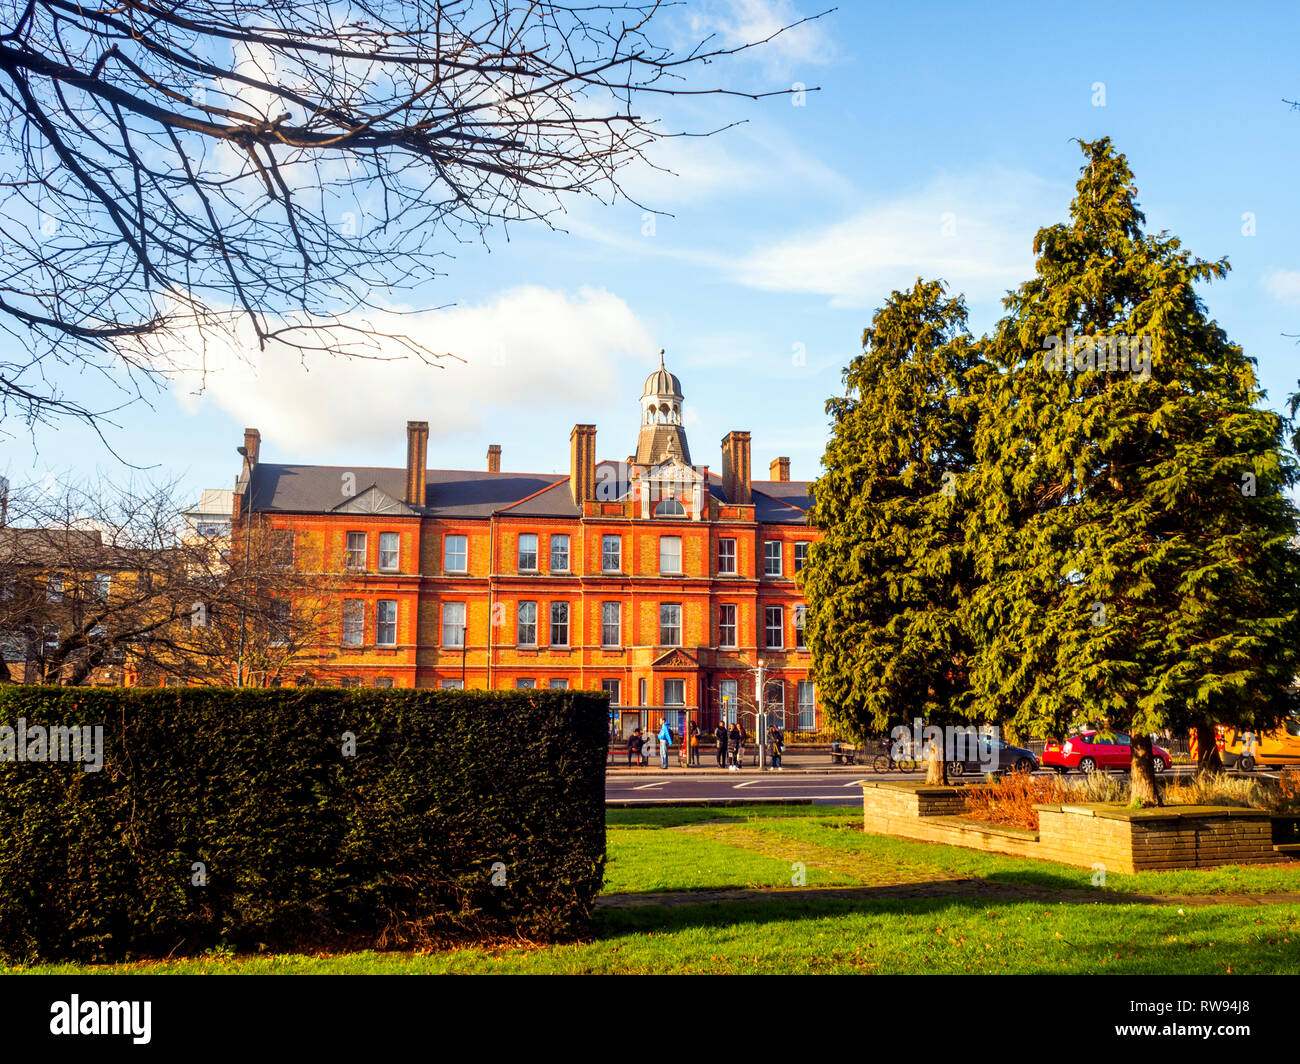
[6,0,1300,506]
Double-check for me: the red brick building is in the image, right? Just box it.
[232,355,821,733]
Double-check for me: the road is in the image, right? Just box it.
[605,764,1208,806]
[607,770,887,805]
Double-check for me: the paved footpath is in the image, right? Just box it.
[597,881,1300,911]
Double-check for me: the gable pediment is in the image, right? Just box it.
[331,484,416,516]
[651,648,700,669]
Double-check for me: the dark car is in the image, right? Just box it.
[947,736,1038,777]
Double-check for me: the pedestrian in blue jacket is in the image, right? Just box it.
[657,719,673,769]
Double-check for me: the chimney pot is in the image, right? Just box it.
[721,431,752,506]
[405,421,429,506]
[570,425,597,505]
[487,444,502,473]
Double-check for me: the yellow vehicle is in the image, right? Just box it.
[1223,715,1300,771]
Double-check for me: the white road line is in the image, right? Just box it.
[632,782,669,790]
[732,780,762,788]
[844,779,868,786]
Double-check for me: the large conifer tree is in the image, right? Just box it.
[967,139,1300,803]
[804,281,982,782]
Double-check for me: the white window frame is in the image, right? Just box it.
[797,680,815,730]
[441,679,464,690]
[443,534,468,573]
[717,538,736,575]
[601,601,621,648]
[342,598,364,647]
[517,601,537,647]
[718,603,737,648]
[442,601,466,648]
[794,541,809,573]
[660,535,682,575]
[764,604,784,649]
[659,602,681,647]
[794,604,807,649]
[764,540,783,577]
[378,532,400,572]
[550,534,570,573]
[663,678,685,706]
[601,534,621,572]
[549,601,569,647]
[548,678,569,690]
[515,678,536,690]
[719,679,738,724]
[517,533,539,572]
[376,599,398,646]
[346,531,367,570]
[601,679,621,706]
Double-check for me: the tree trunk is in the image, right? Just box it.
[1129,733,1162,807]
[925,739,949,785]
[1193,722,1223,775]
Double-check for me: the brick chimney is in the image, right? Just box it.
[570,424,597,505]
[242,428,261,466]
[487,444,502,473]
[769,457,790,482]
[721,431,752,506]
[405,421,429,505]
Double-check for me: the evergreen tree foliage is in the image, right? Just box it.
[805,140,1300,804]
[804,281,982,780]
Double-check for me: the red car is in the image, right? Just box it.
[1042,731,1171,774]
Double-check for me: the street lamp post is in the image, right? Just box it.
[235,445,252,687]
[755,658,766,771]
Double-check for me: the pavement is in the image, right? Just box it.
[605,751,1207,806]
[607,768,892,806]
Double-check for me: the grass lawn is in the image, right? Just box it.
[8,805,1300,975]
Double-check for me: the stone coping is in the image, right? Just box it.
[929,815,1039,841]
[1035,802,1270,822]
[860,780,1274,821]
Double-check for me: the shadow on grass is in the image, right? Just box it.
[587,890,1299,973]
[607,805,837,829]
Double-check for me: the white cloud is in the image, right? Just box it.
[729,169,1062,309]
[169,287,655,453]
[689,1,835,70]
[1263,269,1300,306]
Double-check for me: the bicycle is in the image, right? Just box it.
[871,739,917,773]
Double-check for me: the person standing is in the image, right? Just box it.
[715,720,730,768]
[688,720,700,766]
[657,717,673,769]
[728,722,743,771]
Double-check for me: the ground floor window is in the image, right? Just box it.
[797,680,815,730]
[441,679,463,690]
[663,678,685,705]
[719,679,738,724]
[515,678,536,690]
[374,676,394,688]
[601,679,621,705]
[548,678,569,690]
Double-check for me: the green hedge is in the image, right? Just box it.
[0,687,607,963]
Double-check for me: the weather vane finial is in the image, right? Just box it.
[659,348,665,368]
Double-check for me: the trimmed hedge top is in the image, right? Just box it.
[0,686,607,963]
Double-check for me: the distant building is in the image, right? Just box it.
[182,489,233,542]
[232,354,821,732]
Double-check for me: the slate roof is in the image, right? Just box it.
[248,461,812,524]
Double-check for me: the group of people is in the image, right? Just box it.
[621,718,785,770]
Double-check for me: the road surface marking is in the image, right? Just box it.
[844,779,868,786]
[732,779,761,788]
[632,782,669,790]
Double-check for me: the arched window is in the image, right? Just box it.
[655,498,686,517]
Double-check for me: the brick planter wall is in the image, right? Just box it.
[861,781,1289,873]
